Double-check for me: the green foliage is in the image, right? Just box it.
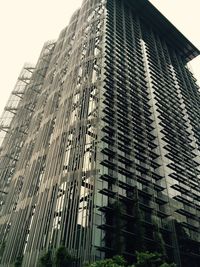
[134,208,145,252]
[85,252,176,267]
[160,263,176,267]
[40,250,53,267]
[135,251,163,267]
[14,256,23,267]
[39,246,75,267]
[134,251,176,267]
[153,224,166,258]
[55,246,75,267]
[85,255,126,267]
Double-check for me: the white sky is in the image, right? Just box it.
[0,0,199,115]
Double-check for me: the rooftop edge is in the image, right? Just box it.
[126,0,200,63]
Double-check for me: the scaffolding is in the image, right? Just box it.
[0,64,34,149]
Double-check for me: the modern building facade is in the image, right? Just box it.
[0,0,200,266]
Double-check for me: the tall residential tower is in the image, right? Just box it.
[0,0,200,266]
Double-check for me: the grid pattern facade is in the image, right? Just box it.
[0,0,200,266]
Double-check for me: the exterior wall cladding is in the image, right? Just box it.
[0,0,200,266]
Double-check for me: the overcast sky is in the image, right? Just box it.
[0,0,199,115]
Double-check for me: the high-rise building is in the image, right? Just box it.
[0,0,200,266]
